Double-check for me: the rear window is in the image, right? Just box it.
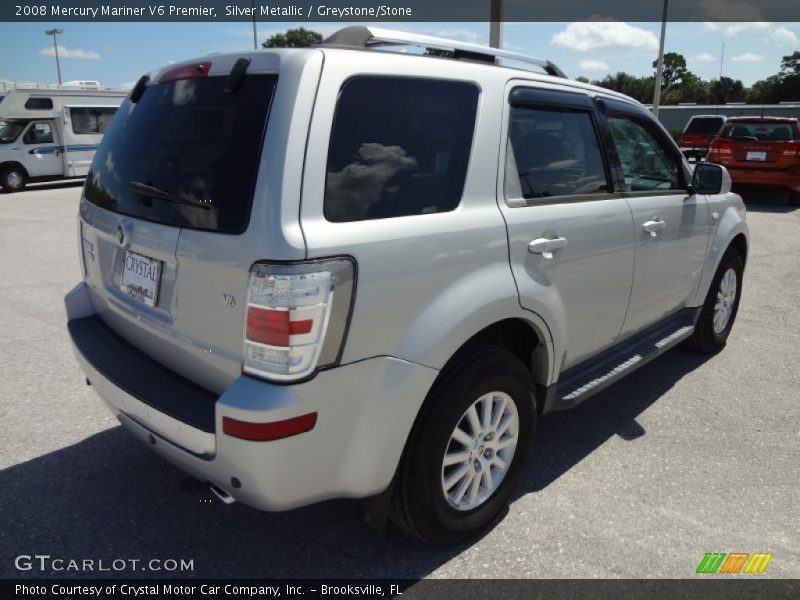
[684,117,725,135]
[324,77,479,222]
[719,121,797,142]
[84,74,277,233]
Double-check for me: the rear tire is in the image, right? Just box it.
[390,346,537,544]
[788,189,800,207]
[686,247,744,353]
[1,166,27,193]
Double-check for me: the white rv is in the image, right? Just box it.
[0,81,127,192]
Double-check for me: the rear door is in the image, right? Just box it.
[21,120,63,177]
[600,99,709,337]
[78,55,296,394]
[499,84,635,370]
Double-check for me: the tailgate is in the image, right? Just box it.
[77,56,284,394]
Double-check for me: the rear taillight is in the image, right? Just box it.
[243,258,356,382]
[782,142,799,159]
[709,140,733,158]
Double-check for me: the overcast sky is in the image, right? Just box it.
[0,21,798,88]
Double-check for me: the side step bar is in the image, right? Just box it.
[546,309,699,411]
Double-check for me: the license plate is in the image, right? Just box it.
[746,151,767,161]
[121,250,161,307]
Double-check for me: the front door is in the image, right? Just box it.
[602,103,709,337]
[21,120,63,177]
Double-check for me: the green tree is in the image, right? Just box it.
[652,52,688,88]
[747,75,781,104]
[592,72,655,104]
[779,51,800,79]
[263,27,323,48]
[708,77,746,104]
[777,51,800,100]
[575,76,590,83]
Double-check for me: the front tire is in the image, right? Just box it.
[687,247,744,353]
[390,346,537,543]
[1,166,27,193]
[788,189,800,207]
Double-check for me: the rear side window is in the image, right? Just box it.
[719,121,797,142]
[506,107,608,200]
[25,97,53,110]
[684,117,725,135]
[324,77,479,222]
[84,74,276,233]
[70,107,118,134]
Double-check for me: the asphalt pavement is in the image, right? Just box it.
[0,182,797,579]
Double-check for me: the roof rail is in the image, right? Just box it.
[320,26,566,78]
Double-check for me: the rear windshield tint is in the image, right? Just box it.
[684,117,725,135]
[324,77,479,222]
[719,121,797,142]
[84,74,276,233]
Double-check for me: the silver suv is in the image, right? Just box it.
[65,27,748,543]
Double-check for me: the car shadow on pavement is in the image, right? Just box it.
[734,187,797,213]
[0,348,711,580]
[2,180,85,195]
[520,347,711,495]
[0,421,466,579]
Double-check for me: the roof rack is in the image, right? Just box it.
[320,26,566,79]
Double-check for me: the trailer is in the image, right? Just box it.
[0,81,127,192]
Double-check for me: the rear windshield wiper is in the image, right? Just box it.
[128,181,211,210]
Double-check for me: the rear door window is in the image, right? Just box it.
[506,107,609,201]
[84,74,277,233]
[324,77,479,222]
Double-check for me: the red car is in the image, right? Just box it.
[707,116,800,206]
[679,115,727,161]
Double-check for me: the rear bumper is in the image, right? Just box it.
[680,147,709,157]
[66,282,439,511]
[725,166,800,191]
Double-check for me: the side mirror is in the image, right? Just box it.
[691,162,732,195]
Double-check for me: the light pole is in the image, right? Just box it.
[489,0,503,49]
[45,28,63,85]
[251,0,257,50]
[652,0,668,118]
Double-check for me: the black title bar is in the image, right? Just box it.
[2,0,799,22]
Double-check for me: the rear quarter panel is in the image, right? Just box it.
[299,51,554,377]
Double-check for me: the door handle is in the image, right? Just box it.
[528,236,568,259]
[642,219,666,236]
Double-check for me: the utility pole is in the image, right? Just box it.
[251,0,257,50]
[489,0,503,49]
[45,28,63,85]
[652,0,669,118]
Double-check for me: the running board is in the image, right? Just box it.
[547,310,699,411]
